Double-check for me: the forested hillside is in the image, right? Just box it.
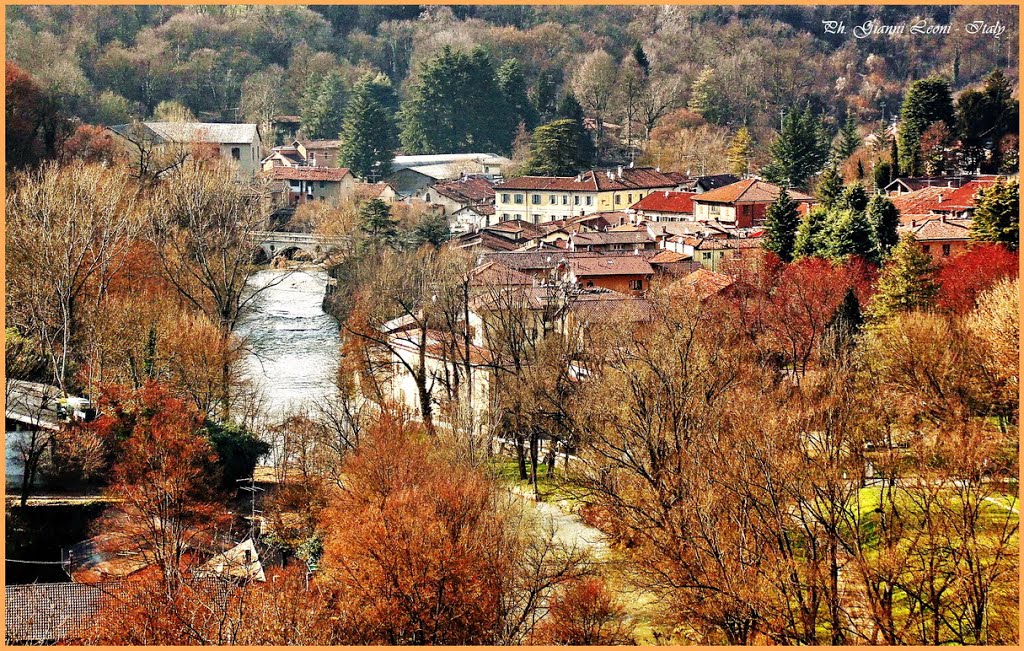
[6,4,1018,162]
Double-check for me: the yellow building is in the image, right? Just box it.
[493,166,683,224]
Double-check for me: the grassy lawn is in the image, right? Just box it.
[485,456,588,507]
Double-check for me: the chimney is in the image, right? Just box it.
[617,165,623,178]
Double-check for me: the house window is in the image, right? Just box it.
[922,245,931,254]
[533,214,540,223]
[574,196,580,205]
[586,281,595,288]
[629,279,643,291]
[502,193,510,203]
[549,195,557,204]
[702,251,712,260]
[515,213,522,220]
[425,193,431,202]
[320,181,326,189]
[628,194,633,204]
[710,204,721,215]
[585,196,593,206]
[562,195,568,205]
[514,194,524,204]
[942,244,951,256]
[532,194,541,205]
[614,194,621,205]
[231,147,241,160]
[501,213,509,221]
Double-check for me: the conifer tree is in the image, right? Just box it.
[338,73,398,180]
[762,104,830,189]
[793,206,829,258]
[868,232,938,320]
[727,127,754,177]
[837,184,869,213]
[522,119,584,176]
[970,178,1019,252]
[866,194,900,261]
[762,189,800,262]
[300,72,346,140]
[896,77,954,176]
[824,208,875,261]
[816,166,844,209]
[835,111,860,161]
[497,58,539,142]
[824,287,863,359]
[688,66,726,125]
[358,198,400,250]
[557,93,596,168]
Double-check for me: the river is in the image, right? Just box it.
[235,267,341,419]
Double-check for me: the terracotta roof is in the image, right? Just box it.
[271,167,351,182]
[674,268,735,299]
[572,231,655,246]
[488,219,546,239]
[649,250,691,263]
[933,180,996,211]
[904,218,972,242]
[496,167,680,192]
[890,186,948,215]
[469,261,535,287]
[632,191,696,214]
[482,251,568,271]
[566,255,654,277]
[431,176,496,204]
[885,175,994,193]
[694,179,814,204]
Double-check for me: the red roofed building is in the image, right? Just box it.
[901,216,973,260]
[267,166,355,207]
[630,191,696,221]
[494,166,684,223]
[691,179,815,228]
[560,254,655,295]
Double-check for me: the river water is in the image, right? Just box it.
[235,268,341,417]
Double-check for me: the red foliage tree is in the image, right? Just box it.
[5,61,66,170]
[60,123,117,165]
[936,243,1019,314]
[532,577,633,645]
[91,382,226,589]
[318,414,510,644]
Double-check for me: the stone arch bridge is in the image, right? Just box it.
[252,231,350,262]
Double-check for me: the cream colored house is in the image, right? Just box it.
[493,167,683,224]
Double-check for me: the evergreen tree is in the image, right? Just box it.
[824,287,863,359]
[762,189,800,262]
[762,104,830,189]
[557,93,596,168]
[497,58,539,142]
[399,46,506,154]
[726,127,754,177]
[522,119,584,176]
[856,159,865,180]
[530,72,559,123]
[816,166,844,209]
[824,208,875,261]
[632,42,650,77]
[358,198,400,250]
[970,178,1019,252]
[338,72,398,180]
[837,184,869,213]
[866,194,900,261]
[896,77,954,177]
[889,137,901,178]
[873,160,893,192]
[868,232,938,320]
[835,111,860,161]
[413,211,452,248]
[688,66,727,125]
[793,206,829,258]
[300,71,346,140]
